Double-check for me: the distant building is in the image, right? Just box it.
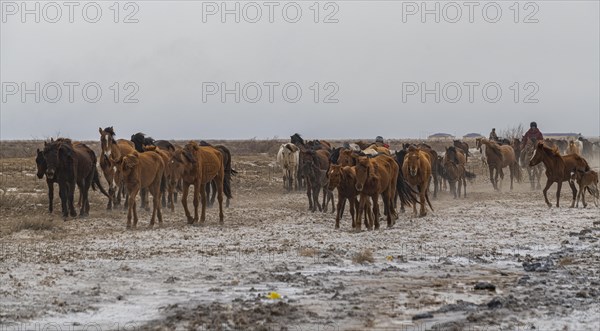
[463,133,484,139]
[428,133,454,140]
[545,133,580,140]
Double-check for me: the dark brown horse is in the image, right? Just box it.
[42,139,108,219]
[300,149,333,212]
[529,141,589,207]
[37,144,108,214]
[452,140,470,163]
[443,147,475,198]
[327,165,371,229]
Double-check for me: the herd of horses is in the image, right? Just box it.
[277,134,599,230]
[36,128,235,228]
[33,130,599,230]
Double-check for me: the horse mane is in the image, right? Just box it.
[291,133,304,145]
[484,140,503,160]
[329,147,342,164]
[541,143,562,158]
[199,140,212,146]
[103,127,116,137]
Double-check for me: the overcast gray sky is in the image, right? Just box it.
[1,1,599,140]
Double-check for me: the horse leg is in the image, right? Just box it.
[47,180,54,213]
[541,179,553,207]
[509,166,514,191]
[126,194,134,229]
[314,185,322,212]
[462,176,467,198]
[356,195,364,232]
[384,191,394,228]
[555,181,562,208]
[329,190,335,214]
[195,185,202,224]
[68,181,77,218]
[211,181,217,207]
[216,177,224,224]
[59,182,68,219]
[568,180,577,208]
[372,194,380,230]
[321,186,327,212]
[349,197,357,229]
[335,193,343,229]
[181,184,194,224]
[412,186,418,217]
[419,186,427,217]
[306,182,313,211]
[489,166,496,190]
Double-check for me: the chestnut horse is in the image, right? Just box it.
[354,154,398,230]
[171,141,226,224]
[119,151,165,228]
[479,138,522,190]
[402,146,434,217]
[529,141,589,207]
[99,127,135,208]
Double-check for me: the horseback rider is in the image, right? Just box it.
[374,136,390,148]
[489,128,498,141]
[521,122,544,149]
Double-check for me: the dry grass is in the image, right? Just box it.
[11,218,55,232]
[298,247,319,257]
[352,249,374,264]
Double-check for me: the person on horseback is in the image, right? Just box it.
[374,136,390,148]
[521,121,544,149]
[489,128,498,141]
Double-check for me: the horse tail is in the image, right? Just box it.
[425,189,434,212]
[218,146,237,199]
[92,167,110,198]
[513,162,523,182]
[465,170,476,181]
[221,147,234,200]
[160,173,166,196]
[396,173,418,207]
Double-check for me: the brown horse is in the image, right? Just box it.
[529,141,589,207]
[443,146,474,198]
[171,141,226,224]
[453,140,470,163]
[119,151,165,228]
[570,169,599,208]
[143,146,174,207]
[99,127,135,208]
[520,138,543,190]
[479,138,522,190]
[402,146,434,217]
[354,154,398,230]
[327,165,372,229]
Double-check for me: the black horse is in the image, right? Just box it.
[131,132,175,152]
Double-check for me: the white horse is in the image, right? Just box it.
[277,143,300,191]
[476,138,487,166]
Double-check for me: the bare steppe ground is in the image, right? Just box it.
[1,139,599,331]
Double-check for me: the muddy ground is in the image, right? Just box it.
[0,151,599,331]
